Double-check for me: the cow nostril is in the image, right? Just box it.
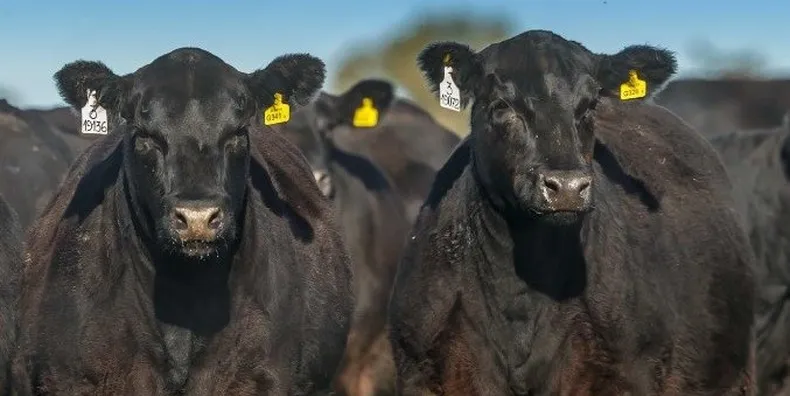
[543,177,561,193]
[173,211,188,230]
[207,209,222,230]
[577,179,591,194]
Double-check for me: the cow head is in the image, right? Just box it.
[284,79,395,198]
[418,30,676,225]
[55,48,325,260]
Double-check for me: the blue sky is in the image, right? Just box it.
[0,0,784,108]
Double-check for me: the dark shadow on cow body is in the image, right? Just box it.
[11,48,354,395]
[707,117,790,395]
[389,30,756,395]
[278,90,411,396]
[0,193,22,393]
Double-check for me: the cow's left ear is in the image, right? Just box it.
[321,79,395,129]
[596,45,678,99]
[247,54,326,113]
[54,60,130,113]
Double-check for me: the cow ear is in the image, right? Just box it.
[417,42,482,109]
[596,45,678,100]
[248,54,326,113]
[54,60,129,112]
[331,79,395,128]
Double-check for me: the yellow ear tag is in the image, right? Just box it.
[619,70,647,101]
[263,92,290,126]
[352,97,378,128]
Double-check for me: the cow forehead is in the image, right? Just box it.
[137,51,246,105]
[132,55,250,136]
[478,31,599,100]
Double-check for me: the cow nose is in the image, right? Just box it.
[171,205,223,241]
[538,170,592,211]
[313,170,333,197]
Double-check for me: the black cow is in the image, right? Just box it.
[0,193,22,392]
[707,114,790,395]
[654,78,790,136]
[388,30,756,395]
[280,79,460,223]
[11,48,354,395]
[278,79,411,396]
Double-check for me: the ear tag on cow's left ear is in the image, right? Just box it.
[80,89,109,135]
[619,70,647,101]
[439,54,461,112]
[263,92,290,126]
[352,97,378,128]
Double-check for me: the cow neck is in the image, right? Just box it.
[470,178,587,302]
[119,167,232,338]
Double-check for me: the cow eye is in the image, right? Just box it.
[490,99,509,113]
[225,128,248,150]
[134,130,164,153]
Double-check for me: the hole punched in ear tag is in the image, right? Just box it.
[439,54,461,112]
[263,92,290,126]
[352,97,379,128]
[80,89,109,135]
[619,70,647,101]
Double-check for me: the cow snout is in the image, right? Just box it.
[171,205,223,242]
[313,170,334,197]
[537,170,592,212]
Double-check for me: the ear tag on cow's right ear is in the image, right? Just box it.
[352,97,378,128]
[619,70,647,101]
[439,54,461,112]
[263,92,290,126]
[80,89,109,135]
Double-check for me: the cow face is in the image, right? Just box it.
[285,79,395,198]
[418,30,676,225]
[55,48,325,260]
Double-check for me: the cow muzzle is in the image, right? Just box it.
[170,204,224,243]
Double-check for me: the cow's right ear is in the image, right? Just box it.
[54,60,128,112]
[248,54,326,114]
[417,42,482,109]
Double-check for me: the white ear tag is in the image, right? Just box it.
[439,66,461,112]
[80,89,109,135]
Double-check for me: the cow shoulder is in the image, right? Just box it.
[23,132,124,282]
[593,98,732,202]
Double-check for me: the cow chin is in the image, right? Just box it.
[534,210,588,226]
[156,226,236,262]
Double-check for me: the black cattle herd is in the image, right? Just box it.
[0,29,788,395]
